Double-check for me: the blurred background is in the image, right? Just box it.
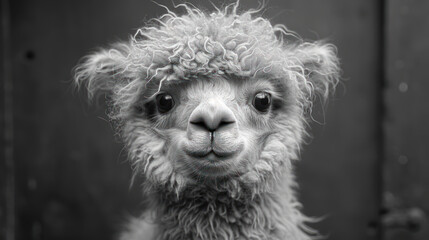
[1,0,428,239]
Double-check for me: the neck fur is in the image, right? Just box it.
[149,178,313,240]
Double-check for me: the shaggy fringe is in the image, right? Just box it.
[74,1,340,123]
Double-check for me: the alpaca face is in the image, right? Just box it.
[136,75,294,179]
[120,71,307,195]
[75,5,339,194]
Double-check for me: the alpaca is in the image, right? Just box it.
[74,2,340,240]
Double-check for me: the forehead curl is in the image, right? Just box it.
[114,3,313,83]
[130,4,294,78]
[76,3,339,121]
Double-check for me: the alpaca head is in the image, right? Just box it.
[75,4,340,197]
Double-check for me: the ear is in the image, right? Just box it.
[74,43,131,100]
[290,42,340,103]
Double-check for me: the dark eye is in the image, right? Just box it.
[156,93,175,113]
[253,92,271,113]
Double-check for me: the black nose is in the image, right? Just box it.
[189,102,236,132]
[190,114,235,132]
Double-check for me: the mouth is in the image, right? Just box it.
[180,142,248,178]
[183,150,237,177]
[184,148,236,160]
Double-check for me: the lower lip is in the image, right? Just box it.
[206,152,221,161]
[202,150,235,160]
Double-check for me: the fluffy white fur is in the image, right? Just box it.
[74,2,340,240]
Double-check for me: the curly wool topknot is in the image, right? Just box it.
[75,2,339,121]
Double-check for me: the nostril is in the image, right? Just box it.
[190,120,209,130]
[190,118,235,132]
[217,120,235,130]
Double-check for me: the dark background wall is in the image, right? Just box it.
[1,0,428,240]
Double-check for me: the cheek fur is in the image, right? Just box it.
[124,121,189,190]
